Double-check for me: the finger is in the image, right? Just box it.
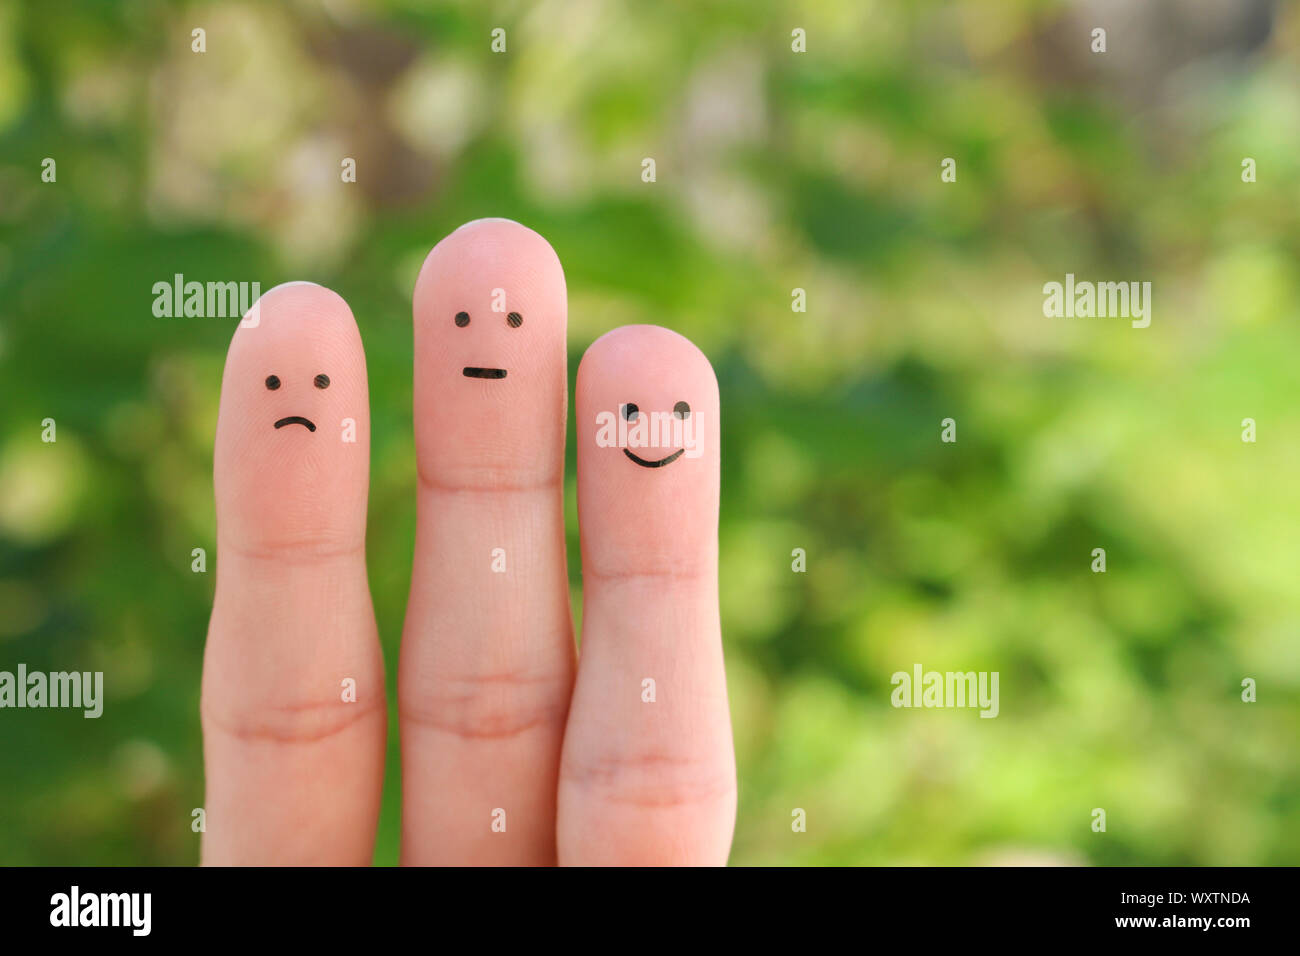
[201,282,386,866]
[400,219,575,865]
[558,324,736,866]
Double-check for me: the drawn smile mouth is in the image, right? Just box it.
[463,367,507,379]
[624,448,684,468]
[274,416,316,431]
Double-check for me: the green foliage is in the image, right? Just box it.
[0,0,1297,865]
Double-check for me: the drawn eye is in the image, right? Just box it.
[507,311,523,328]
[314,374,330,389]
[673,401,690,419]
[455,311,470,327]
[621,402,639,422]
[265,375,281,390]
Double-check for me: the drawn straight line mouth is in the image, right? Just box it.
[274,416,317,431]
[463,367,507,379]
[624,448,685,468]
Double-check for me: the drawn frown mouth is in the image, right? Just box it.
[624,448,685,468]
[463,367,507,379]
[274,416,316,431]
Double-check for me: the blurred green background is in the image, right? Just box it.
[1,0,1298,865]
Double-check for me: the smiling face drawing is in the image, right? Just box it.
[412,219,567,488]
[619,400,693,467]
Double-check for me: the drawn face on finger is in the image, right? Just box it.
[263,372,332,433]
[214,283,370,550]
[616,399,696,468]
[580,326,715,477]
[412,219,568,487]
[453,308,524,380]
[577,324,720,573]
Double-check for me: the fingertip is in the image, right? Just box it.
[414,218,563,305]
[576,325,719,576]
[577,324,718,410]
[410,219,568,487]
[215,281,370,553]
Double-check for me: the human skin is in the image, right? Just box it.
[200,219,735,865]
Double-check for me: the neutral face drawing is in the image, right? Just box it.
[453,309,523,379]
